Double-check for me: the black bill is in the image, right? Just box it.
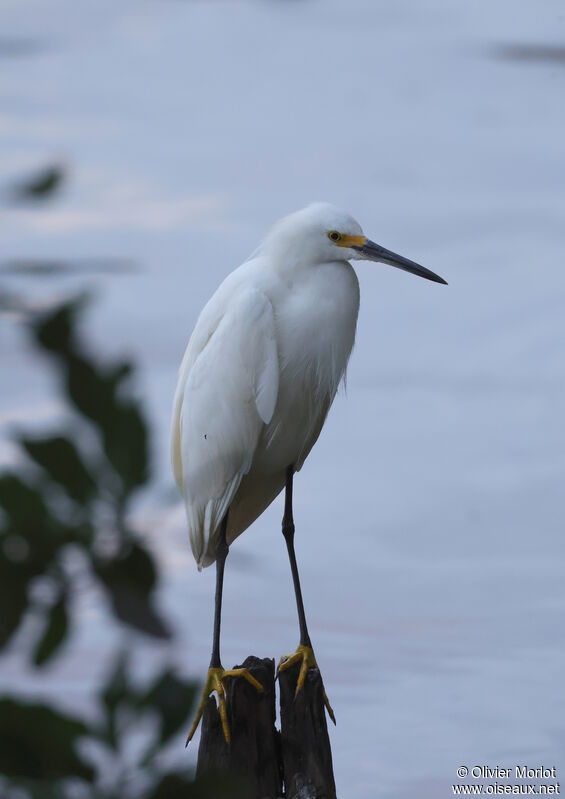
[353,239,447,285]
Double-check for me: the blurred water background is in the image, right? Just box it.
[1,0,564,796]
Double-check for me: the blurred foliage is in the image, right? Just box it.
[1,258,136,277]
[0,296,166,658]
[0,298,246,799]
[1,164,137,322]
[10,162,66,202]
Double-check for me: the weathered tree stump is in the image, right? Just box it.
[197,656,282,798]
[278,660,336,799]
[196,654,336,799]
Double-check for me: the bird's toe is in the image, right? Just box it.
[186,665,265,747]
[278,643,336,725]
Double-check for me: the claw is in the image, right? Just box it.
[322,688,336,726]
[223,667,264,694]
[278,644,336,725]
[186,665,264,746]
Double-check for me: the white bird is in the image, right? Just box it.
[171,202,446,743]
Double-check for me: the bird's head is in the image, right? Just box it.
[263,202,447,284]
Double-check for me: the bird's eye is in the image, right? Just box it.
[328,231,341,242]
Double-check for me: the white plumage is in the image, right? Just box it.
[171,202,446,570]
[173,203,446,745]
[172,203,360,568]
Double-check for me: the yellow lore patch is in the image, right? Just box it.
[327,231,367,248]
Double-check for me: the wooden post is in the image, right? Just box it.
[196,656,282,798]
[196,655,336,799]
[278,659,336,799]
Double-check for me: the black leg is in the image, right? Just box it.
[282,466,311,648]
[209,514,229,669]
[187,511,265,745]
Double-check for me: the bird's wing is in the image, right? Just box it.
[171,286,279,568]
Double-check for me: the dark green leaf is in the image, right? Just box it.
[96,542,157,595]
[0,474,77,651]
[122,542,157,593]
[107,585,170,639]
[32,297,149,497]
[33,297,85,357]
[3,777,65,799]
[105,401,149,493]
[64,355,149,494]
[102,652,131,714]
[146,773,194,799]
[139,669,196,747]
[99,653,135,749]
[147,771,249,799]
[0,474,65,568]
[0,562,29,649]
[21,435,97,505]
[33,594,69,667]
[93,545,169,639]
[12,163,66,200]
[0,474,50,531]
[0,698,95,781]
[66,355,116,425]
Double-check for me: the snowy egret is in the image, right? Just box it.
[171,202,446,743]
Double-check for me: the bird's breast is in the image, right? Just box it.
[277,261,359,379]
[261,260,360,469]
[225,259,360,542]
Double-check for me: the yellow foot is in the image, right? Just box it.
[185,665,264,746]
[278,644,336,725]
